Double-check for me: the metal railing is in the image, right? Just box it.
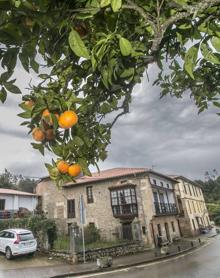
[154,202,178,216]
[0,210,17,219]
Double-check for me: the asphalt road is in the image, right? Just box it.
[86,236,220,278]
[0,236,219,278]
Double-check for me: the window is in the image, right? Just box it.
[153,192,158,203]
[167,183,170,189]
[192,186,196,197]
[153,179,157,185]
[192,219,196,230]
[86,186,94,203]
[160,182,164,187]
[110,187,138,217]
[171,221,175,232]
[67,199,75,218]
[142,226,146,235]
[188,200,192,214]
[188,184,192,196]
[0,199,5,210]
[183,183,187,194]
[159,193,165,203]
[192,201,196,213]
[157,224,162,236]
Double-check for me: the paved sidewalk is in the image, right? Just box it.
[49,235,211,278]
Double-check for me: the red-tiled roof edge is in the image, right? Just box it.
[63,168,177,187]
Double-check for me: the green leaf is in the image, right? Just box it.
[4,82,21,94]
[184,44,199,79]
[17,110,32,119]
[120,68,135,78]
[0,87,7,103]
[119,37,132,56]
[111,0,121,12]
[201,43,220,64]
[173,0,188,5]
[72,136,84,147]
[19,51,29,72]
[211,37,220,52]
[213,102,220,108]
[78,158,91,176]
[100,0,110,7]
[31,143,45,155]
[68,29,90,59]
[0,71,13,82]
[30,58,39,73]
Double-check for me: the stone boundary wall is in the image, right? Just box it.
[50,241,145,262]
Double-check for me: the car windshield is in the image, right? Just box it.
[19,233,34,241]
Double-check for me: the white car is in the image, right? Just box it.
[0,228,37,259]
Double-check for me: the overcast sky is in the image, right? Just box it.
[0,64,219,180]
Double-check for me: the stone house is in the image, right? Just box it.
[36,168,181,248]
[172,176,210,236]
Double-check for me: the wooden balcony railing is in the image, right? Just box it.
[154,202,178,216]
[112,204,138,219]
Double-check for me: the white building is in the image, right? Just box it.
[0,189,38,217]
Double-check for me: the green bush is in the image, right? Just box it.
[84,224,100,244]
[0,215,57,249]
[214,215,220,226]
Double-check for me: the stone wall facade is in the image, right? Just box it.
[174,177,210,237]
[36,170,181,248]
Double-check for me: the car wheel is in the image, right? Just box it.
[5,247,12,260]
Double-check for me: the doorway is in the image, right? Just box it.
[122,222,133,240]
[164,222,171,241]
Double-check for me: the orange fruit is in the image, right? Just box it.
[45,129,55,140]
[32,127,45,142]
[58,110,78,129]
[57,160,69,174]
[42,109,50,118]
[68,164,81,177]
[24,100,34,108]
[42,110,59,126]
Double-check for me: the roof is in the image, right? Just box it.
[169,175,202,188]
[63,167,177,188]
[0,188,37,197]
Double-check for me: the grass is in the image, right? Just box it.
[53,236,129,252]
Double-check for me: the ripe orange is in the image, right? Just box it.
[32,127,45,142]
[42,110,59,126]
[42,109,50,118]
[68,164,81,177]
[24,100,34,108]
[58,110,78,129]
[45,129,55,140]
[57,160,69,174]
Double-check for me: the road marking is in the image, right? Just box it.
[71,238,214,278]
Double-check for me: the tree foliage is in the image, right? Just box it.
[0,169,37,193]
[0,0,220,185]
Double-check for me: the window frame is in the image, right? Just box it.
[67,199,75,219]
[86,186,94,204]
[110,186,138,217]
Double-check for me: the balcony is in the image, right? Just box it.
[112,204,138,219]
[154,202,178,216]
[0,210,17,219]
